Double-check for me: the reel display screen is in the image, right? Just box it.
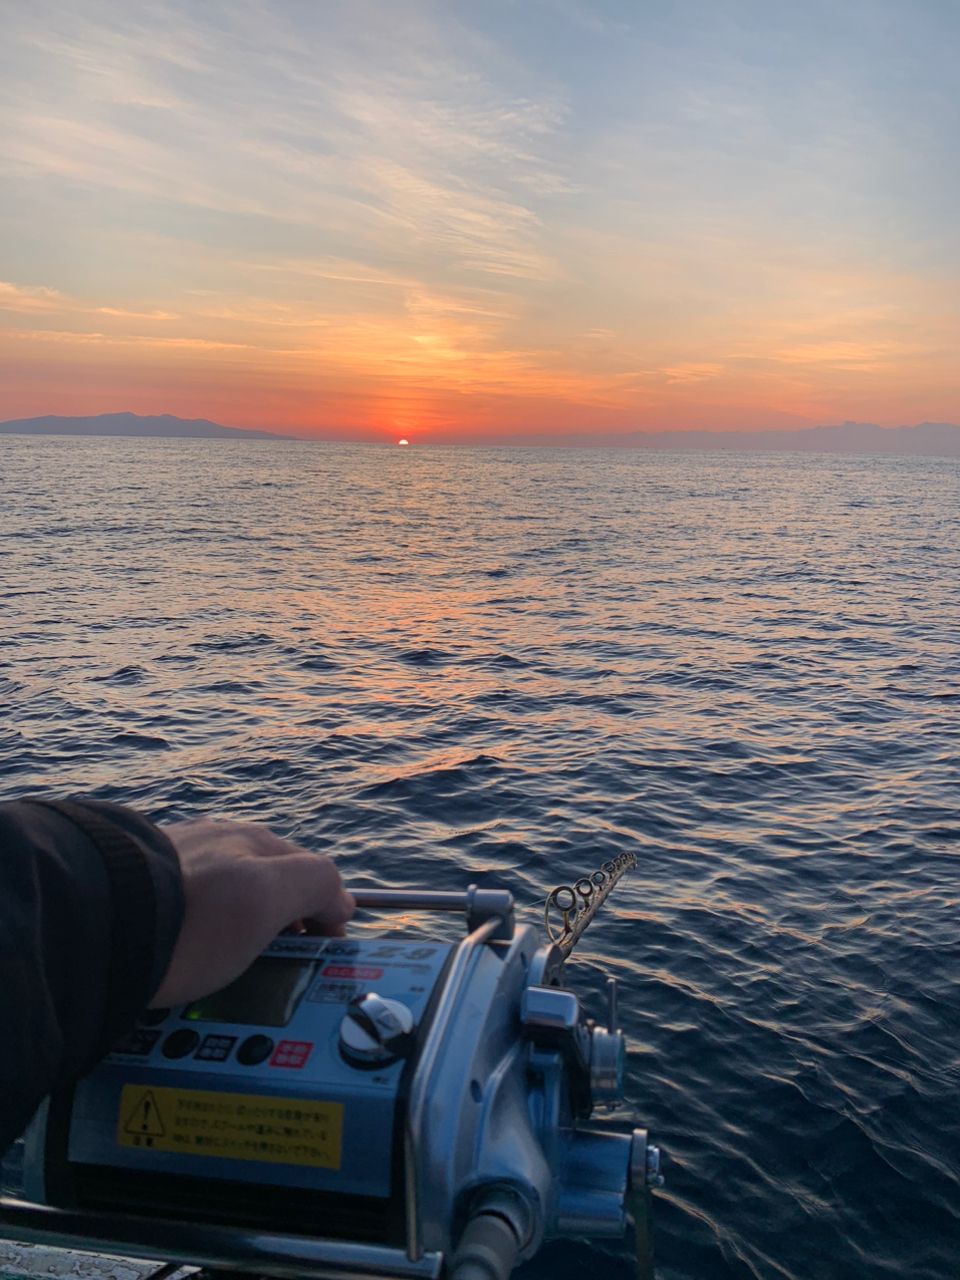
[183,957,315,1027]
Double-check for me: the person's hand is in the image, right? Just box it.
[150,819,354,1006]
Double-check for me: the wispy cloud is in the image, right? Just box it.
[1,1,570,281]
[2,1,959,434]
[662,363,726,385]
[0,281,65,312]
[5,328,251,352]
[0,280,177,321]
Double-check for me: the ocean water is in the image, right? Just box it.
[1,436,958,1280]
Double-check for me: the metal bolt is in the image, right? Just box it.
[606,976,618,1033]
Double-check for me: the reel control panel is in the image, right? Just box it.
[39,935,452,1206]
[5,870,661,1280]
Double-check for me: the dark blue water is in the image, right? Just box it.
[1,437,958,1279]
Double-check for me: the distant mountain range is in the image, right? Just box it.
[0,412,286,439]
[536,419,960,455]
[1,412,959,456]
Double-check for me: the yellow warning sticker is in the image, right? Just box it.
[117,1085,343,1169]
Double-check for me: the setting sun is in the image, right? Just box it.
[397,438,410,446]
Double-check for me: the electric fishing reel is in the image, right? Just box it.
[0,855,663,1279]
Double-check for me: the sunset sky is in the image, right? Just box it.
[1,0,958,443]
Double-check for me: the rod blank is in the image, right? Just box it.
[544,853,636,957]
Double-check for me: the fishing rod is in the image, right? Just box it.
[1,857,662,1280]
[543,851,637,958]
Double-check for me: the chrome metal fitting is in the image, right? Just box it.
[588,1025,625,1106]
[520,987,580,1037]
[629,1129,665,1191]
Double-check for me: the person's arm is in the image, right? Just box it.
[0,797,184,1152]
[0,801,354,1152]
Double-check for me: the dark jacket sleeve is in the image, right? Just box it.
[0,798,184,1151]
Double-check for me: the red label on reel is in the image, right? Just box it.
[322,965,384,980]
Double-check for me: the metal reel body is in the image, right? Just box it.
[1,880,659,1279]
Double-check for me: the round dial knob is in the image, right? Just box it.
[339,993,415,1068]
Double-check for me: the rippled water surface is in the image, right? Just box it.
[1,437,958,1279]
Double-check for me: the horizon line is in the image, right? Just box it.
[4,409,960,442]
